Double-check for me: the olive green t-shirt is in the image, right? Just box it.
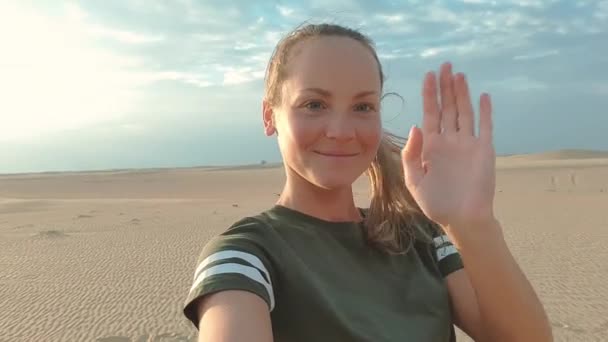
[183,205,464,341]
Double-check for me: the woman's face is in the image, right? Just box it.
[265,36,383,190]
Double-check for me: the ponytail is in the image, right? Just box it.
[364,131,441,254]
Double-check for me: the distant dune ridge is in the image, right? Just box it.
[2,149,607,177]
[500,149,608,160]
[0,148,607,341]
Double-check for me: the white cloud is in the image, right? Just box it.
[235,42,258,51]
[87,25,164,44]
[277,5,295,17]
[486,76,548,91]
[379,52,414,60]
[480,10,545,30]
[194,33,226,42]
[307,0,361,10]
[514,49,559,60]
[1,0,603,145]
[0,3,182,142]
[464,0,556,8]
[420,47,445,58]
[126,0,169,13]
[461,0,498,4]
[139,71,213,88]
[595,0,608,19]
[370,14,418,34]
[220,66,265,85]
[265,31,284,45]
[248,17,266,31]
[419,40,480,58]
[510,0,542,8]
[248,53,272,64]
[64,3,163,44]
[65,2,88,21]
[420,2,552,42]
[0,4,131,141]
[375,14,405,23]
[426,3,462,24]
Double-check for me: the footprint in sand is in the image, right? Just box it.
[96,337,130,342]
[130,218,141,225]
[551,320,586,333]
[569,172,578,186]
[548,175,558,192]
[97,333,193,342]
[32,229,69,239]
[592,319,608,333]
[75,214,94,219]
[14,223,35,229]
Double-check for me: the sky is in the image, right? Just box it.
[0,0,607,174]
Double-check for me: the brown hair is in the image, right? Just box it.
[263,23,441,254]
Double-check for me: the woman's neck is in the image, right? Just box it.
[276,171,362,223]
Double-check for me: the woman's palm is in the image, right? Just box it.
[402,63,496,229]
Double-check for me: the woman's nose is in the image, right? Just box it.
[325,115,355,141]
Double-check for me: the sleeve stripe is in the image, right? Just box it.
[436,245,458,262]
[191,250,275,311]
[194,250,272,285]
[433,234,450,247]
[189,263,275,311]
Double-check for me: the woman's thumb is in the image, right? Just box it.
[401,125,424,189]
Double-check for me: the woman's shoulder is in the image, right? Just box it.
[222,206,286,233]
[184,212,280,329]
[208,207,292,253]
[210,214,274,248]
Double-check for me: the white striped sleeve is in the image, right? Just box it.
[432,233,464,277]
[189,250,275,310]
[183,219,277,329]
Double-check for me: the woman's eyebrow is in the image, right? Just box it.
[300,88,378,99]
[300,88,332,98]
[353,90,378,99]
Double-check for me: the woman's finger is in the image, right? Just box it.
[439,62,458,133]
[454,73,475,136]
[422,71,441,135]
[479,93,493,143]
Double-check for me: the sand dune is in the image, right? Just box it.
[496,150,608,170]
[1,153,607,341]
[501,149,608,160]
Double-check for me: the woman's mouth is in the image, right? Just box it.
[313,151,359,157]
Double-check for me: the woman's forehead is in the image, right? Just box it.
[283,37,382,97]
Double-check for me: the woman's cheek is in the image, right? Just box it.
[289,114,324,148]
[358,119,382,147]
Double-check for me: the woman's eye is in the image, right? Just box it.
[355,103,375,112]
[305,101,324,111]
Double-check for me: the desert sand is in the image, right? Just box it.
[1,150,607,341]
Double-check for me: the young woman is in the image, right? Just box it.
[182,23,552,342]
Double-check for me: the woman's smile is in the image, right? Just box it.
[313,150,360,157]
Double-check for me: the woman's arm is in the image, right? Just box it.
[196,290,274,342]
[447,220,553,342]
[446,269,483,340]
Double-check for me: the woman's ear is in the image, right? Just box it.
[262,100,277,136]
